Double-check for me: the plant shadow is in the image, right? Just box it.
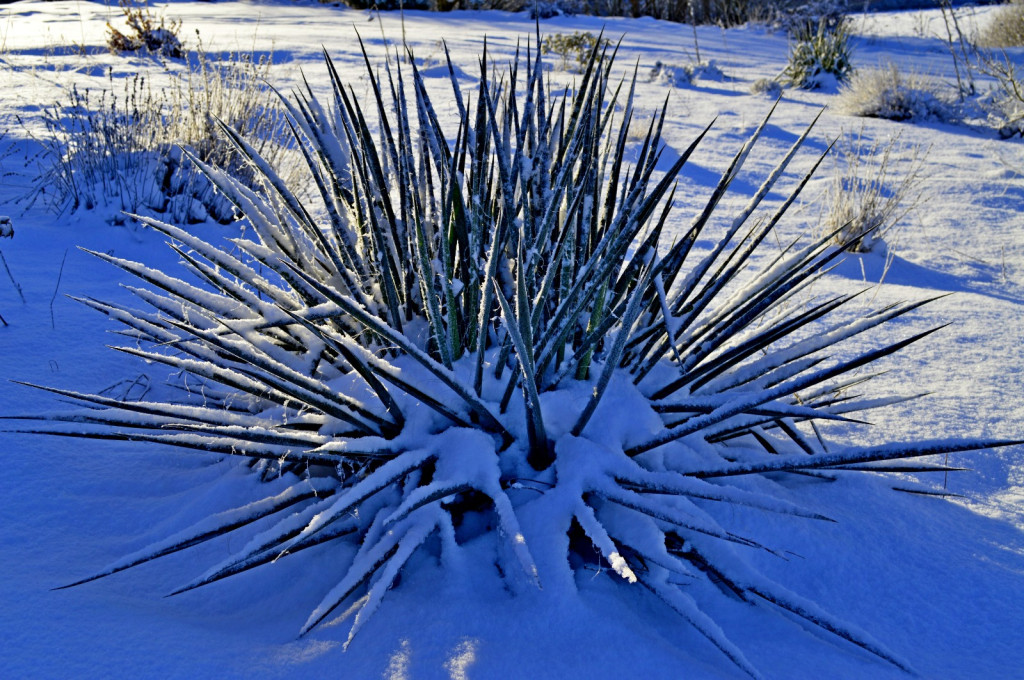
[829,245,1024,306]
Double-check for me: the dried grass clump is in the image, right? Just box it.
[750,77,782,97]
[823,131,927,253]
[26,45,292,223]
[835,63,956,122]
[977,0,1024,48]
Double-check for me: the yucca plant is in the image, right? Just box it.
[782,17,854,90]
[10,34,1019,679]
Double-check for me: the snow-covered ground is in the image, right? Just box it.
[1,2,1022,678]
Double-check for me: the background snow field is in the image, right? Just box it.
[1,2,1023,678]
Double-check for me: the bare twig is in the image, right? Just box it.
[50,249,67,329]
[939,0,976,100]
[0,248,24,303]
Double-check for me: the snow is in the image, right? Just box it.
[1,2,1023,679]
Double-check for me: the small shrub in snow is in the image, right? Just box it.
[541,31,611,71]
[976,49,1024,137]
[21,39,1018,679]
[26,46,292,223]
[649,60,725,87]
[782,17,853,90]
[823,131,926,253]
[936,2,1024,136]
[650,60,695,87]
[106,0,184,59]
[835,64,956,122]
[977,0,1024,48]
[749,76,782,97]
